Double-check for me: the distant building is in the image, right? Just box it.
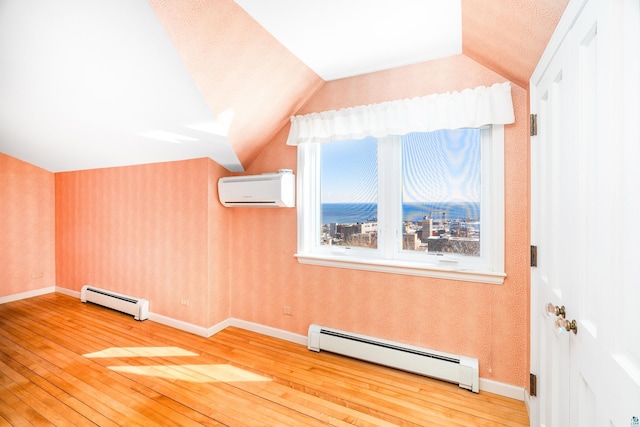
[340,224,360,243]
[340,222,377,244]
[328,223,337,238]
[349,232,377,248]
[360,222,377,233]
[416,216,433,242]
[417,217,432,233]
[428,236,480,256]
[402,233,419,250]
[416,227,430,243]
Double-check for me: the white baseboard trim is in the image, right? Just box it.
[144,313,308,345]
[206,318,234,337]
[226,318,308,346]
[55,286,80,298]
[479,378,526,401]
[52,288,227,338]
[147,312,226,338]
[48,288,526,402]
[143,314,309,344]
[0,286,55,304]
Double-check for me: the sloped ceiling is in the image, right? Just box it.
[461,0,569,87]
[147,0,325,171]
[232,0,463,81]
[0,0,246,172]
[0,0,568,173]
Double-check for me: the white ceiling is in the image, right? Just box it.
[0,0,243,172]
[234,0,462,81]
[0,0,461,173]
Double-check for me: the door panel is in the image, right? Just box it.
[533,47,572,426]
[531,0,640,425]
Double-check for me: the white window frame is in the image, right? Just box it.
[295,126,506,285]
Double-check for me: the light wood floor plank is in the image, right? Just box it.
[0,310,257,426]
[0,293,529,426]
[0,358,89,426]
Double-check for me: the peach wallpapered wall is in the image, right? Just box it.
[3,54,530,388]
[1,154,55,297]
[230,55,530,388]
[207,160,233,325]
[55,158,231,327]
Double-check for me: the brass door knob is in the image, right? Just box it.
[555,317,578,335]
[546,302,566,318]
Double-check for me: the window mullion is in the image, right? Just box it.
[378,136,401,259]
[485,125,505,272]
[297,142,320,254]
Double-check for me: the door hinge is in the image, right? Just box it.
[530,245,537,267]
[530,114,537,136]
[530,373,537,396]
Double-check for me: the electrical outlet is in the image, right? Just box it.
[282,306,293,315]
[30,271,43,279]
[181,299,189,306]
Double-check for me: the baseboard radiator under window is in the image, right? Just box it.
[80,285,149,321]
[308,324,479,393]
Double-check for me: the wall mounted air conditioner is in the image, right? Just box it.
[218,169,295,207]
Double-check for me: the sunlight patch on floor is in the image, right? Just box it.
[83,346,199,358]
[108,364,272,383]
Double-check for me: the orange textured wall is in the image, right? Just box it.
[208,160,233,325]
[55,158,230,327]
[148,0,324,167]
[461,0,569,87]
[0,154,56,297]
[230,54,530,388]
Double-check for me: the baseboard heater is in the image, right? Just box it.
[308,324,479,392]
[80,285,149,321]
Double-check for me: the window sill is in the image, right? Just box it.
[294,253,506,285]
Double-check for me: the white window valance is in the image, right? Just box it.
[287,82,515,146]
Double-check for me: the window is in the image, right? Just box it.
[320,136,378,249]
[296,126,505,284]
[289,83,513,284]
[400,129,481,255]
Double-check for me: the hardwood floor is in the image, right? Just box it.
[0,293,528,426]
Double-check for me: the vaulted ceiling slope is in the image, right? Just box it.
[461,0,569,87]
[148,0,325,171]
[0,0,567,173]
[153,0,567,169]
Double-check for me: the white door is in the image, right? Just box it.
[530,0,640,426]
